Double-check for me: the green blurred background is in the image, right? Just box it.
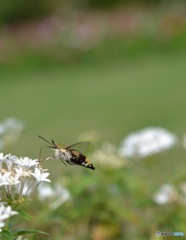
[1,0,186,239]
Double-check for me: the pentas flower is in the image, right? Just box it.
[31,168,50,183]
[0,202,18,232]
[154,182,186,206]
[37,182,71,210]
[154,184,177,205]
[0,153,50,206]
[15,157,38,169]
[14,167,32,178]
[7,174,20,186]
[119,127,177,160]
[0,172,10,187]
[4,154,19,172]
[0,153,9,169]
[0,118,23,150]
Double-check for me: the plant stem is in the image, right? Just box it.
[5,217,10,231]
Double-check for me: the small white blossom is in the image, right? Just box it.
[31,168,50,183]
[0,153,10,169]
[154,184,177,205]
[119,127,177,159]
[7,174,20,186]
[0,205,17,220]
[15,157,39,169]
[0,153,5,160]
[14,167,32,178]
[0,118,23,150]
[0,172,10,187]
[37,182,70,210]
[37,183,54,199]
[153,182,186,206]
[0,202,18,231]
[4,155,19,171]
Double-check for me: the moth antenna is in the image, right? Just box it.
[38,135,52,145]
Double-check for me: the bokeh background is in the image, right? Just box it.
[1,0,186,239]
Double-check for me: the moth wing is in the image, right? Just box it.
[66,142,90,154]
[71,150,80,157]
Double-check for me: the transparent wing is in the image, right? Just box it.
[66,142,90,154]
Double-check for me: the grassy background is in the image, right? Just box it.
[1,45,186,144]
[1,37,186,184]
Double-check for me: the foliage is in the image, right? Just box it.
[0,0,56,23]
[82,0,163,8]
[0,0,181,23]
[21,142,186,240]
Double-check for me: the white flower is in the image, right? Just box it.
[15,157,39,169]
[14,167,32,178]
[0,205,18,219]
[0,202,18,231]
[4,155,19,171]
[0,153,5,159]
[0,172,10,187]
[7,174,20,186]
[119,127,177,159]
[0,153,10,169]
[31,168,50,183]
[37,183,54,199]
[0,153,51,204]
[37,182,70,210]
[154,184,177,205]
[0,118,23,150]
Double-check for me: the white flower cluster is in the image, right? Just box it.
[0,153,50,205]
[92,142,125,169]
[154,183,186,205]
[154,184,177,205]
[119,127,177,159]
[0,202,18,232]
[0,118,24,150]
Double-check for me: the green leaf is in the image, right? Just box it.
[17,209,32,221]
[13,229,49,237]
[0,229,13,240]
